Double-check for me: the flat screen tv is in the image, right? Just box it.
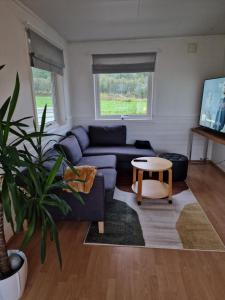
[199,77,225,135]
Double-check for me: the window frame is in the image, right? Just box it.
[94,72,153,121]
[31,67,58,128]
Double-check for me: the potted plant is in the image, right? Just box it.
[0,66,82,300]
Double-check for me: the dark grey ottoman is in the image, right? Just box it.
[159,153,188,182]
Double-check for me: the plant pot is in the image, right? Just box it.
[0,250,28,300]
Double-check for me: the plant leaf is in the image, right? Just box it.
[6,73,20,122]
[0,97,10,122]
[43,194,71,215]
[3,73,20,143]
[40,215,47,264]
[43,208,62,268]
[44,155,63,190]
[40,105,47,135]
[21,211,36,249]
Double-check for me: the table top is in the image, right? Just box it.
[192,127,225,146]
[131,157,172,172]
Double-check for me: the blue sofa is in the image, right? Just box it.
[44,125,156,233]
[68,125,156,169]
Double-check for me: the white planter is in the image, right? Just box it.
[0,250,28,300]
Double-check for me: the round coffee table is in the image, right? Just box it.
[131,157,173,205]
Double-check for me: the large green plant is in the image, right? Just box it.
[0,66,82,279]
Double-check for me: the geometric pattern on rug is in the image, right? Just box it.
[85,187,225,251]
[176,203,224,250]
[85,196,145,246]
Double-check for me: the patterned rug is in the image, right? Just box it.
[84,187,225,251]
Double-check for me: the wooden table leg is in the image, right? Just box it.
[98,222,104,234]
[137,170,143,205]
[168,168,173,204]
[159,171,163,182]
[132,167,137,184]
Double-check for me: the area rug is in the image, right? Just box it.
[84,187,225,251]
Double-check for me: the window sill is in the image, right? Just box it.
[44,122,70,135]
[45,121,59,132]
[95,116,152,121]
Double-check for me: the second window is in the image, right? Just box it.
[93,52,156,120]
[95,72,153,119]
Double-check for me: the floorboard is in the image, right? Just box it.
[9,163,225,300]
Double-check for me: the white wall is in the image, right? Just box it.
[68,35,225,160]
[0,0,72,241]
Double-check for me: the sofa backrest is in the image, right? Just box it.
[89,125,126,146]
[42,149,67,177]
[55,135,82,165]
[67,126,90,152]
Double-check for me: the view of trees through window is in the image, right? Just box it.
[98,72,150,116]
[32,67,55,125]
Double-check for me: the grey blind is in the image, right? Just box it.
[92,52,156,74]
[27,29,65,75]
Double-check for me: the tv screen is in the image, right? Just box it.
[199,77,225,134]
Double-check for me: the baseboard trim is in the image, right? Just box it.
[189,160,211,164]
[209,161,225,176]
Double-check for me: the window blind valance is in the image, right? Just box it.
[92,52,156,74]
[27,29,65,75]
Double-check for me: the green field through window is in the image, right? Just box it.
[36,96,53,108]
[32,68,55,125]
[98,73,150,116]
[100,98,147,115]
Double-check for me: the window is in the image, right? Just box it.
[27,28,65,126]
[95,72,152,118]
[32,68,56,126]
[93,53,156,119]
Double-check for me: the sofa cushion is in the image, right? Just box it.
[68,126,90,152]
[135,140,153,150]
[83,145,156,162]
[77,155,116,169]
[55,135,82,165]
[89,125,126,146]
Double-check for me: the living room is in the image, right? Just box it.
[0,0,225,299]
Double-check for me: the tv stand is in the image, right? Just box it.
[189,127,225,161]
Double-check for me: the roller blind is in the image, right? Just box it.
[27,29,65,75]
[92,52,156,74]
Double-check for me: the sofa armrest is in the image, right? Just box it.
[50,173,106,222]
[84,173,105,207]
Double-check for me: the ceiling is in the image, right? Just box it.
[19,0,225,42]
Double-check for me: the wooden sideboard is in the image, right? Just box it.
[189,127,225,160]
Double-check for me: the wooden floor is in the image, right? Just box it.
[9,163,225,300]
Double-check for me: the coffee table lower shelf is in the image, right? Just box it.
[132,179,171,202]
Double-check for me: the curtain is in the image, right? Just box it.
[92,52,156,74]
[27,29,65,75]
